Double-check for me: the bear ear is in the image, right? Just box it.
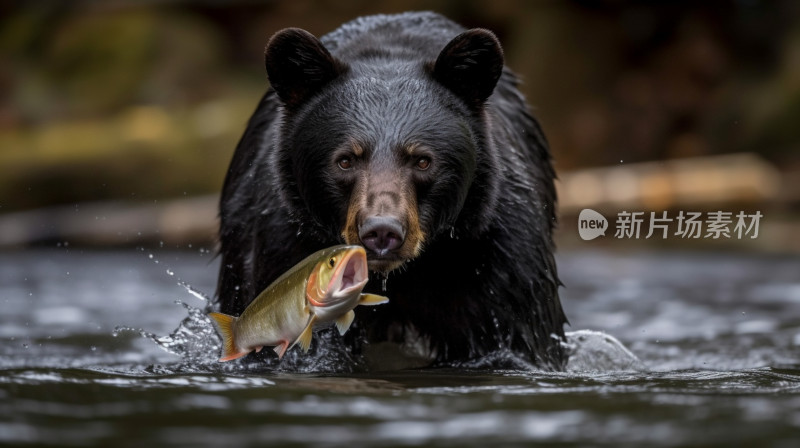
[433,29,504,107]
[265,28,345,110]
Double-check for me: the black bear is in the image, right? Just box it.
[216,12,568,370]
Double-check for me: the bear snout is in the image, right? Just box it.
[341,169,426,271]
[358,216,405,256]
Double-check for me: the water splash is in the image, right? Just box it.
[115,275,221,367]
[178,280,212,303]
[115,300,220,365]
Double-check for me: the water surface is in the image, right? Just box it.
[2,248,799,447]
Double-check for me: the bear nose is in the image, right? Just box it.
[359,216,405,256]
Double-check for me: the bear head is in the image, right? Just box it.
[264,27,504,273]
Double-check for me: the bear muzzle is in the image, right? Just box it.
[341,172,425,272]
[358,216,405,257]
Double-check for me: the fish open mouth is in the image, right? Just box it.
[333,247,369,299]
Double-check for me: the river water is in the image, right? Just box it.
[1,248,799,447]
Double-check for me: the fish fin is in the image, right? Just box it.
[208,312,248,362]
[335,310,355,336]
[290,314,316,353]
[219,351,250,362]
[273,340,289,359]
[359,293,389,306]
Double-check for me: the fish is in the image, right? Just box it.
[208,245,388,361]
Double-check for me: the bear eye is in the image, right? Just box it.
[415,157,431,171]
[328,257,336,268]
[337,157,353,170]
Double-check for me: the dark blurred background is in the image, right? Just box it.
[0,0,798,250]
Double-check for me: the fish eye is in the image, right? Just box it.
[328,257,336,268]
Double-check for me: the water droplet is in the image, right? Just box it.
[22,343,28,349]
[90,346,97,351]
[166,269,174,276]
[449,227,455,239]
[381,275,388,292]
[148,254,154,259]
[178,281,211,302]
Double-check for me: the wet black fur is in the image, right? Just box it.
[216,12,568,370]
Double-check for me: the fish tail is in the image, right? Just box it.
[208,312,248,362]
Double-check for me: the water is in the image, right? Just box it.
[2,248,800,447]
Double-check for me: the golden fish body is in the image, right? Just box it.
[208,245,388,361]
